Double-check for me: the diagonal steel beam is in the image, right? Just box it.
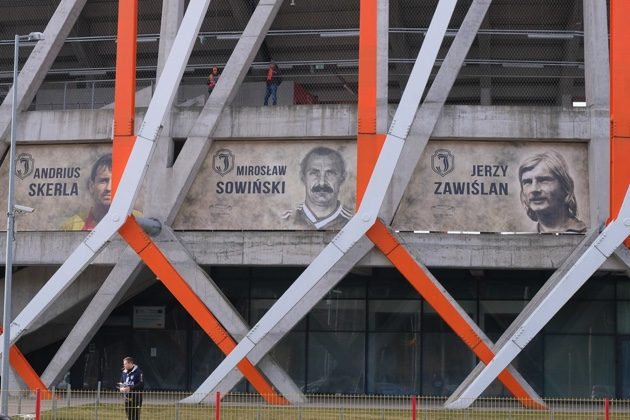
[444,0,614,407]
[197,0,539,406]
[184,0,460,402]
[445,228,599,406]
[41,0,301,401]
[193,0,496,400]
[0,0,88,152]
[2,0,214,380]
[366,221,543,407]
[145,0,286,223]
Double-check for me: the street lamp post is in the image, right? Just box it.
[1,31,43,416]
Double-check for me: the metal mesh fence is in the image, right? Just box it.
[0,390,625,419]
[0,0,594,109]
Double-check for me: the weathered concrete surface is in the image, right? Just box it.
[18,105,593,143]
[4,231,625,270]
[584,0,610,227]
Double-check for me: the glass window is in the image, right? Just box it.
[328,274,367,299]
[309,299,366,332]
[367,332,420,394]
[618,277,630,300]
[133,330,188,390]
[421,332,476,396]
[191,330,220,389]
[368,300,421,332]
[251,278,293,298]
[618,302,630,334]
[268,332,306,390]
[573,277,615,300]
[209,267,250,298]
[190,331,246,392]
[430,269,478,299]
[213,277,250,299]
[479,270,546,300]
[544,335,614,398]
[546,300,615,334]
[423,300,477,333]
[250,299,306,330]
[306,332,365,393]
[479,300,528,337]
[514,335,544,396]
[619,338,630,398]
[368,269,419,299]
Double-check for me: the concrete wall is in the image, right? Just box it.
[0,102,617,360]
[18,104,592,143]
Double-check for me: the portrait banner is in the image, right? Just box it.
[0,144,143,231]
[0,140,589,233]
[392,141,590,233]
[174,140,357,230]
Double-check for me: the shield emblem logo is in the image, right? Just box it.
[212,149,235,176]
[431,149,454,177]
[16,153,34,179]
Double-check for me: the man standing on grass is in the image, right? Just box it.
[120,356,144,420]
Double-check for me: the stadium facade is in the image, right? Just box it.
[0,0,625,402]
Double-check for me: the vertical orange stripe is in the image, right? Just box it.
[610,0,630,249]
[357,0,377,134]
[111,1,138,195]
[356,0,382,207]
[118,219,287,404]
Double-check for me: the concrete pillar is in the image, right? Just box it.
[583,0,610,227]
[157,0,185,81]
[143,0,185,204]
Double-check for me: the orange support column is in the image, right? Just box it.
[111,0,138,194]
[108,1,284,404]
[118,219,287,404]
[354,0,542,407]
[365,222,544,409]
[356,0,386,206]
[610,0,630,248]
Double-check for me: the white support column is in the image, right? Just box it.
[446,228,599,406]
[0,0,88,154]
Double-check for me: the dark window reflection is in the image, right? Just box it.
[367,333,420,394]
[306,332,365,394]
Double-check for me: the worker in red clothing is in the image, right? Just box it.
[208,66,220,94]
[263,62,282,105]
